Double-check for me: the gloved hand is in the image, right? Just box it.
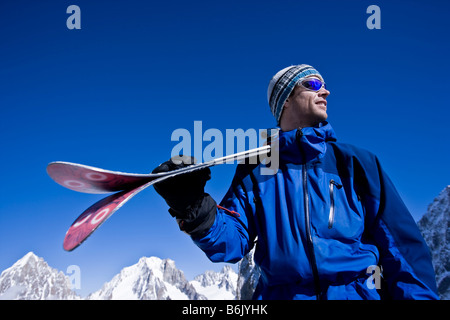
[152,155,216,237]
[152,155,210,212]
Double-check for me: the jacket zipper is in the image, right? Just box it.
[303,164,321,299]
[328,179,343,229]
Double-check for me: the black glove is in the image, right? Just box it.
[152,155,216,237]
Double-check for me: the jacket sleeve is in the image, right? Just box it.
[191,165,257,264]
[357,152,439,300]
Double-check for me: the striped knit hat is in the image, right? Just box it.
[267,64,323,123]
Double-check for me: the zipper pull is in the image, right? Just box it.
[330,179,342,189]
[328,180,343,229]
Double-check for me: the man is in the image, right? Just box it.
[152,65,438,300]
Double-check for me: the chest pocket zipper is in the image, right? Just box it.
[328,179,343,229]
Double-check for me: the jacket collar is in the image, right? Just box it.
[277,121,337,164]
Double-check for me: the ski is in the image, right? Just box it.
[47,145,271,194]
[47,162,155,194]
[63,180,154,251]
[54,145,271,251]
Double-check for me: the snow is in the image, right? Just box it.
[164,283,190,300]
[191,280,235,300]
[0,285,26,300]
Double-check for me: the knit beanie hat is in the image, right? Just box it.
[267,64,323,123]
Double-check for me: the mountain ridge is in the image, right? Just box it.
[0,252,239,300]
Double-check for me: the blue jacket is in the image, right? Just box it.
[193,122,438,300]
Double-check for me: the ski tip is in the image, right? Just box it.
[46,161,78,177]
[63,228,90,252]
[47,161,78,168]
[63,242,78,252]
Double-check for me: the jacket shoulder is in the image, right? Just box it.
[328,141,377,162]
[323,142,381,186]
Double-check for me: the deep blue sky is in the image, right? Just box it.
[1,0,449,297]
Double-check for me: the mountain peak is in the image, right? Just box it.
[0,252,80,300]
[11,252,39,268]
[22,251,38,260]
[88,256,204,300]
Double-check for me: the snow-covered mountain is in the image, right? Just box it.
[88,256,206,300]
[0,252,80,300]
[88,256,239,300]
[0,253,239,300]
[418,185,450,300]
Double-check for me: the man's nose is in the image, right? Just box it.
[319,87,330,98]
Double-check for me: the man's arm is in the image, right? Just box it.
[192,175,257,263]
[152,157,256,263]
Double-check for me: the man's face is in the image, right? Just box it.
[282,76,330,129]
